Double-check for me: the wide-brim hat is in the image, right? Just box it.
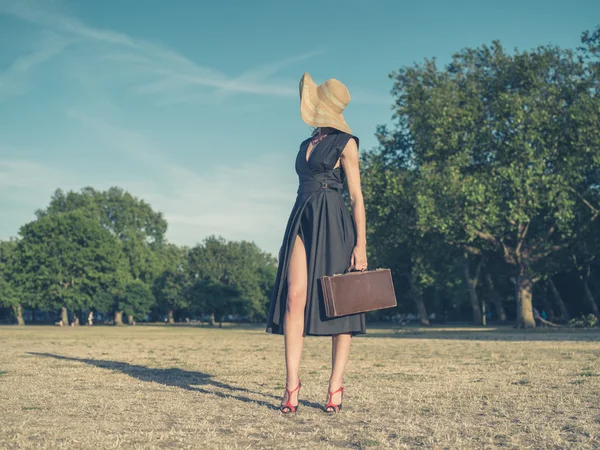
[299,72,352,134]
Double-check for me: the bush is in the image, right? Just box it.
[568,314,598,328]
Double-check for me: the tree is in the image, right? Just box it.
[389,38,600,327]
[36,186,167,322]
[10,211,127,324]
[187,236,277,323]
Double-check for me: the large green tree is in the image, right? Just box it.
[37,186,167,323]
[387,37,600,327]
[10,211,127,325]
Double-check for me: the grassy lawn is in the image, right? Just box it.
[0,324,599,449]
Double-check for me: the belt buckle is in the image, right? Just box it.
[322,182,328,189]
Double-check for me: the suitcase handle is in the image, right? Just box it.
[345,265,367,273]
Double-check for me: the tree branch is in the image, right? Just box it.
[569,187,600,221]
[501,239,515,265]
[464,245,482,255]
[468,227,499,246]
[515,221,530,258]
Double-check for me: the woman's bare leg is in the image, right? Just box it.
[281,234,308,409]
[327,333,352,410]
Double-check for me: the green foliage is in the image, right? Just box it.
[37,187,167,245]
[37,186,167,286]
[365,29,600,326]
[154,244,190,315]
[187,236,277,321]
[10,211,127,313]
[118,280,154,320]
[568,314,598,328]
[0,240,19,311]
[92,290,115,313]
[4,184,279,323]
[394,41,600,260]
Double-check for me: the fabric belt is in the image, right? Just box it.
[297,180,343,194]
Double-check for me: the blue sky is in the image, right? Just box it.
[1,0,598,255]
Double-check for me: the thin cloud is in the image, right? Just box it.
[1,0,314,102]
[0,30,70,99]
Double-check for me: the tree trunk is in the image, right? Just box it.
[485,272,507,322]
[408,274,429,326]
[127,314,136,326]
[13,303,25,326]
[516,264,535,328]
[114,310,124,326]
[548,278,569,322]
[463,255,483,325]
[61,306,69,326]
[168,309,175,324]
[482,299,487,326]
[582,274,600,317]
[413,297,430,326]
[538,282,556,322]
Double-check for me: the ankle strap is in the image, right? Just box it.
[328,386,344,396]
[286,380,301,395]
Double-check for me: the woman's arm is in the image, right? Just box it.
[339,137,368,271]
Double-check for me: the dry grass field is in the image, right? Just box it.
[0,324,599,449]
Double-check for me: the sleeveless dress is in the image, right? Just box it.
[265,130,367,336]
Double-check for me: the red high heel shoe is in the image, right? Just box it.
[324,385,344,413]
[280,380,301,414]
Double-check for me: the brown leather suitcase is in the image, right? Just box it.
[320,268,397,318]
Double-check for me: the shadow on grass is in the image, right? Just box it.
[360,325,600,342]
[27,352,324,411]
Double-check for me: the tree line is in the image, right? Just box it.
[0,187,277,326]
[1,27,600,328]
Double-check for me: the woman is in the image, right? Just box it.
[265,72,368,414]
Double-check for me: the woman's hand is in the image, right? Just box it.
[349,245,368,272]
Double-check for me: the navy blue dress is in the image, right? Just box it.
[265,130,367,336]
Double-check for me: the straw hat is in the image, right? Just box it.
[299,72,352,134]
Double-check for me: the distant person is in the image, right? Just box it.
[87,311,94,326]
[266,73,367,414]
